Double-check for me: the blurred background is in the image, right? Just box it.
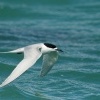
[0,0,100,100]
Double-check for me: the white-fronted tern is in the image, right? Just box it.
[0,43,63,87]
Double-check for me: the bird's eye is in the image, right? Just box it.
[38,48,42,52]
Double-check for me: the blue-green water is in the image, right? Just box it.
[0,0,100,100]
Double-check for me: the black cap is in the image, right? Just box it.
[44,43,56,48]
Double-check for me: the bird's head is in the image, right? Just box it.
[41,43,63,54]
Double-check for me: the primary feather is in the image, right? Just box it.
[0,44,42,87]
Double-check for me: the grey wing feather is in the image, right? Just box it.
[40,51,58,77]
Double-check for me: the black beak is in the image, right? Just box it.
[56,49,63,52]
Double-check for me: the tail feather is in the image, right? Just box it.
[0,48,24,54]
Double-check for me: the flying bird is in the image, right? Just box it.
[0,43,63,87]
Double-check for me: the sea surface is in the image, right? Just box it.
[0,0,100,100]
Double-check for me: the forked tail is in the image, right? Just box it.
[0,48,24,54]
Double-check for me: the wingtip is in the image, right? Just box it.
[0,83,6,88]
[40,73,46,77]
[40,74,44,77]
[0,84,3,88]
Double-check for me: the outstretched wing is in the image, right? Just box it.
[40,51,58,77]
[0,45,42,87]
